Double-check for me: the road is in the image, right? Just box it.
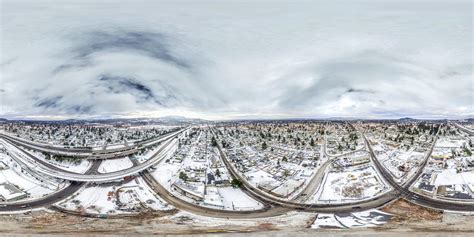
[134,129,396,218]
[293,139,330,202]
[212,129,398,213]
[2,124,473,216]
[452,122,474,136]
[0,160,102,212]
[363,131,474,212]
[295,134,369,202]
[0,128,184,159]
[130,146,289,218]
[3,139,98,176]
[142,172,291,218]
[2,130,183,182]
[293,157,333,203]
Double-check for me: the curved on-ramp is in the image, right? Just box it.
[0,160,102,212]
[4,130,182,182]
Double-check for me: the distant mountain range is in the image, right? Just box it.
[0,116,207,125]
[0,116,471,125]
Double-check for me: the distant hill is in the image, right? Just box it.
[0,116,207,126]
[398,117,417,122]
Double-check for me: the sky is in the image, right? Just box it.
[0,0,472,120]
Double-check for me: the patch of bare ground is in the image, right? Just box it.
[0,210,310,235]
[0,205,472,235]
[380,199,474,232]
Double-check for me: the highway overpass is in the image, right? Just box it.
[2,130,183,182]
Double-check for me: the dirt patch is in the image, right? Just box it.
[379,199,474,232]
[258,222,277,231]
[382,199,442,222]
[0,206,472,235]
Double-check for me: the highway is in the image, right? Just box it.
[212,129,399,213]
[0,160,102,212]
[0,128,184,159]
[1,124,473,216]
[363,131,474,212]
[142,172,291,218]
[452,122,474,136]
[2,130,183,182]
[126,151,288,218]
[131,129,397,218]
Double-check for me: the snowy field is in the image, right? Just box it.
[150,132,264,211]
[245,169,281,187]
[434,169,474,186]
[314,165,390,203]
[98,157,134,173]
[56,177,173,215]
[436,137,468,148]
[0,152,66,201]
[311,209,392,229]
[151,162,180,189]
[215,186,263,210]
[153,160,264,211]
[28,150,92,174]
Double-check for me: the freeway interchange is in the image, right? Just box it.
[0,122,473,218]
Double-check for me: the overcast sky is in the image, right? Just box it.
[1,0,472,120]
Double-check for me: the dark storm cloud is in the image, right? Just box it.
[35,96,63,109]
[53,30,190,74]
[35,95,93,114]
[344,88,375,94]
[73,30,189,68]
[99,75,155,101]
[69,105,93,114]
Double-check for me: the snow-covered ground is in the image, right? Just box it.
[217,187,263,210]
[436,137,468,148]
[151,129,264,211]
[245,169,281,187]
[311,209,392,229]
[151,162,181,189]
[98,157,134,173]
[412,129,473,200]
[382,148,425,181]
[135,136,180,164]
[27,150,92,174]
[153,159,264,211]
[313,164,390,203]
[434,169,474,186]
[2,124,179,148]
[369,135,429,184]
[0,152,66,201]
[56,177,173,215]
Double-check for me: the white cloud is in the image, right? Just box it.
[0,0,472,119]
